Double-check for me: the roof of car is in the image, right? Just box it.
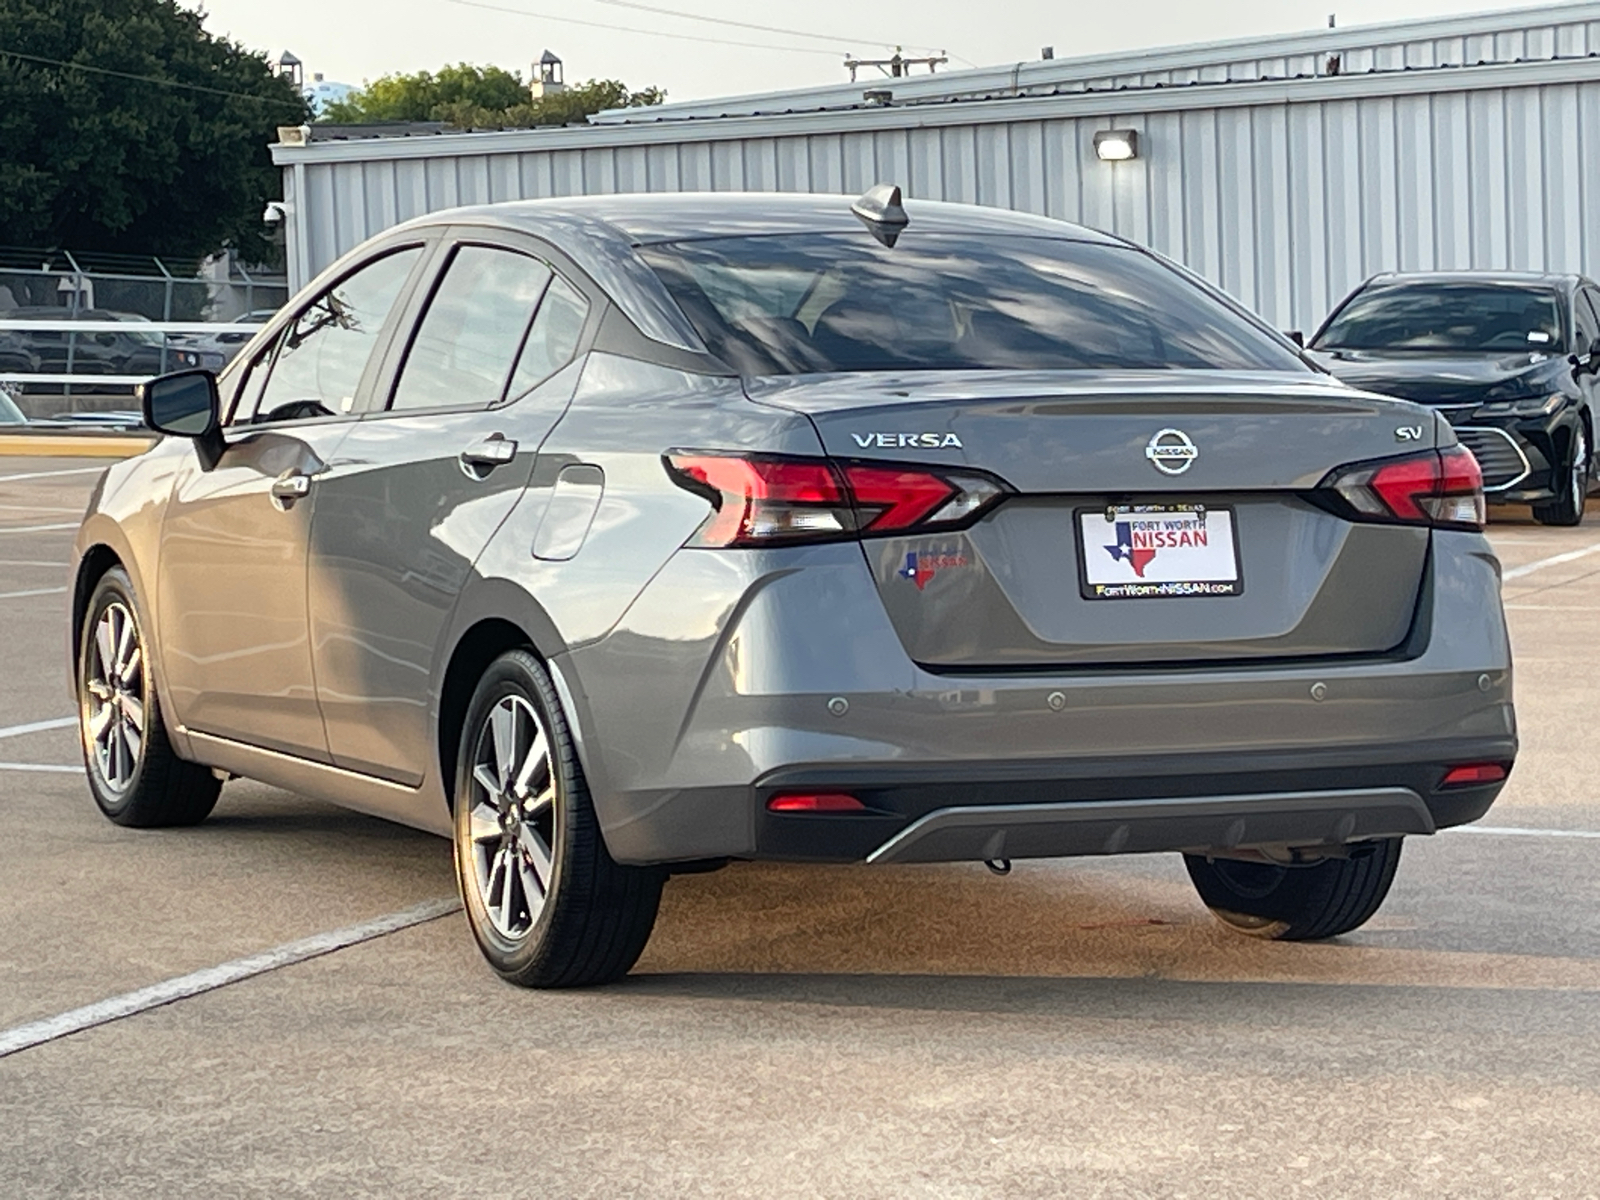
[1366,270,1584,289]
[431,191,1120,247]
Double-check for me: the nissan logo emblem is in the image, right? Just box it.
[1145,428,1198,475]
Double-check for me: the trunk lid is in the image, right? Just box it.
[748,370,1438,668]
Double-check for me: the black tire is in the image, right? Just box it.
[1183,837,1403,941]
[77,566,221,827]
[452,648,664,988]
[1532,422,1588,526]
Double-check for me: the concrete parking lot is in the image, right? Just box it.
[1,454,1598,1198]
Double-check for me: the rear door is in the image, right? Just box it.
[308,231,595,785]
[157,243,427,758]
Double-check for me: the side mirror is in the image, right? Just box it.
[138,369,225,470]
[1284,330,1306,349]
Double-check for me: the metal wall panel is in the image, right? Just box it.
[589,3,1600,123]
[281,62,1600,331]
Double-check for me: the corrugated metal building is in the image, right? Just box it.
[270,2,1600,330]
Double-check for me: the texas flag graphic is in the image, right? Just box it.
[899,551,938,590]
[1104,521,1158,577]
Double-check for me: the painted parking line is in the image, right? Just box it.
[0,762,79,773]
[1445,824,1600,840]
[0,717,77,740]
[0,466,105,484]
[1501,540,1600,581]
[0,586,67,601]
[0,898,461,1059]
[0,523,78,535]
[0,560,69,568]
[0,505,82,513]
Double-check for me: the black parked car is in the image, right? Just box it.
[1310,272,1600,525]
[3,308,206,394]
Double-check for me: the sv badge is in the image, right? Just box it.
[1395,425,1424,442]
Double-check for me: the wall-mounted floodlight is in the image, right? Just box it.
[1093,130,1140,162]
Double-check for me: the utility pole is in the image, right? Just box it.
[845,49,949,82]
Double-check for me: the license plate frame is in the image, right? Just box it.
[1076,503,1244,601]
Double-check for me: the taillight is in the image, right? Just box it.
[664,452,1008,548]
[1320,445,1485,531]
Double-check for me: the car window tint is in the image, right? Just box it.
[1314,283,1565,353]
[390,246,553,412]
[640,234,1303,376]
[507,276,589,400]
[246,248,421,424]
[1578,290,1600,352]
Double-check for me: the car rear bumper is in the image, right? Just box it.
[751,738,1512,863]
[558,530,1514,867]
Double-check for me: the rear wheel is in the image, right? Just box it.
[77,567,220,827]
[1183,837,1403,941]
[1533,423,1588,526]
[452,649,664,988]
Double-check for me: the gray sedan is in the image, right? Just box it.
[70,190,1514,987]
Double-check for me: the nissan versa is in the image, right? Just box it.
[69,190,1516,987]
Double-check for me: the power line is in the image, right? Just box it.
[586,0,917,53]
[0,46,303,109]
[448,0,846,56]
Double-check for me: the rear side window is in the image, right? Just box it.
[639,233,1303,376]
[242,248,421,424]
[390,246,555,412]
[507,276,589,401]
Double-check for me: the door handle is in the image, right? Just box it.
[459,434,518,477]
[270,470,312,506]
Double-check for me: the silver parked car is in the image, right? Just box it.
[71,191,1515,987]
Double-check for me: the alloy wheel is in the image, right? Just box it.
[466,694,557,940]
[83,601,146,793]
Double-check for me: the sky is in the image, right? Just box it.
[186,0,1562,105]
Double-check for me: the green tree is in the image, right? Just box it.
[0,0,308,267]
[323,66,663,130]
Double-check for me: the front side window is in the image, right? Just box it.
[390,245,559,412]
[1315,282,1565,354]
[241,247,421,424]
[1577,290,1600,354]
[640,233,1305,376]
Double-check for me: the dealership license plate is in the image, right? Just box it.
[1078,504,1243,600]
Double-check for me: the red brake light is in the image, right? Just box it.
[767,793,867,812]
[665,452,1007,547]
[1324,445,1485,531]
[1440,763,1508,788]
[1367,455,1438,521]
[666,455,853,546]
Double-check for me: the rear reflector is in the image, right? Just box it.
[767,793,867,813]
[1440,763,1508,788]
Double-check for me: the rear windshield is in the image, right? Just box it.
[1314,282,1565,353]
[640,234,1305,376]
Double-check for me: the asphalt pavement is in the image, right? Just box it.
[1,455,1598,1198]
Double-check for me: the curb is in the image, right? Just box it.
[0,434,155,458]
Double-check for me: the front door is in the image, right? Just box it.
[157,245,427,760]
[309,237,594,785]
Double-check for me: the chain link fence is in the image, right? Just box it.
[0,249,287,419]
